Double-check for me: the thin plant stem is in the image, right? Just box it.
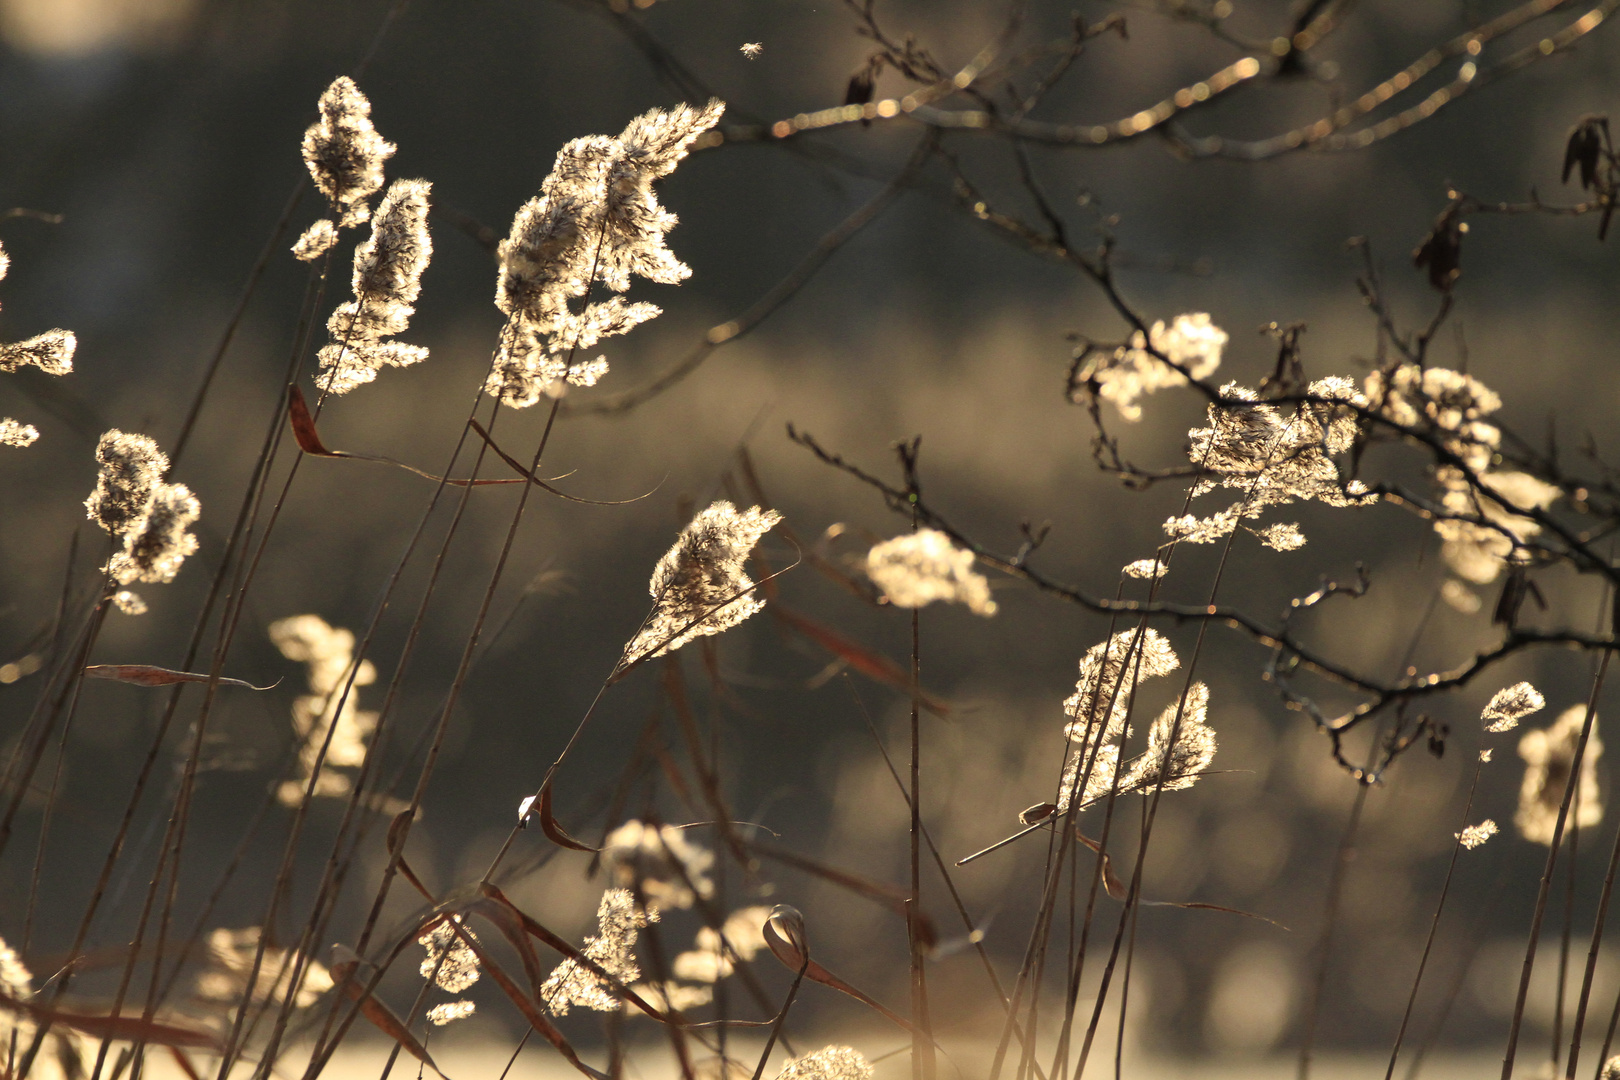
[1501,650,1614,1080]
[1384,753,1489,1079]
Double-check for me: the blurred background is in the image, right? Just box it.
[2,0,1620,1073]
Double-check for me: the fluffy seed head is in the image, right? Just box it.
[1122,682,1217,793]
[105,483,199,585]
[0,935,32,999]
[418,917,481,994]
[426,1001,475,1026]
[1074,313,1226,422]
[316,179,433,396]
[1482,681,1545,732]
[866,529,997,616]
[292,219,338,262]
[1517,705,1604,845]
[302,76,395,227]
[0,330,75,376]
[774,1046,875,1080]
[85,430,169,536]
[0,418,39,448]
[623,501,781,664]
[195,927,332,1009]
[488,101,723,407]
[542,888,656,1015]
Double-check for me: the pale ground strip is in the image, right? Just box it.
[125,1043,1510,1080]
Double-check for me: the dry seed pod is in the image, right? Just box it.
[1019,802,1057,825]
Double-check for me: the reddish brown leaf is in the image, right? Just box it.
[0,992,221,1051]
[772,607,947,716]
[330,960,446,1079]
[383,810,434,902]
[537,780,597,853]
[1074,831,1128,902]
[288,385,518,487]
[84,665,271,691]
[168,1047,203,1080]
[470,895,545,1000]
[286,385,334,456]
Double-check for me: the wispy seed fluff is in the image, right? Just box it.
[301,76,396,228]
[418,916,481,994]
[1122,682,1217,793]
[542,888,657,1015]
[426,1001,475,1026]
[1516,705,1603,845]
[1074,313,1226,422]
[0,418,39,448]
[1457,819,1498,849]
[774,1046,875,1080]
[0,933,32,999]
[317,178,433,395]
[0,329,75,377]
[1482,681,1545,732]
[86,430,168,534]
[623,501,780,664]
[292,218,338,263]
[672,906,771,983]
[105,483,200,586]
[0,240,75,448]
[489,100,724,407]
[866,529,997,616]
[85,431,199,586]
[1055,629,1181,812]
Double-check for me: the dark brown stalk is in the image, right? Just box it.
[118,239,345,1080]
[1079,398,1327,1080]
[1384,753,1489,1079]
[299,396,568,1080]
[749,957,809,1080]
[1295,739,1376,1080]
[1556,803,1582,1069]
[903,444,935,1080]
[1046,598,1135,1080]
[1566,787,1620,1077]
[843,678,1026,1016]
[226,391,514,1075]
[169,180,304,466]
[1501,651,1613,1080]
[1402,867,1509,1080]
[9,302,311,1078]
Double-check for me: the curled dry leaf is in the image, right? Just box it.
[84,665,273,690]
[760,906,921,1036]
[537,779,598,852]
